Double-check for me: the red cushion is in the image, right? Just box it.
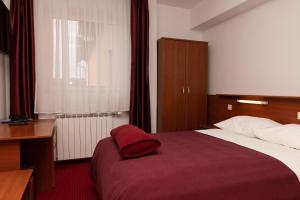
[110,125,161,158]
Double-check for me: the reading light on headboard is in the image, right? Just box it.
[237,99,268,105]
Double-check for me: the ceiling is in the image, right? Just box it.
[158,0,203,9]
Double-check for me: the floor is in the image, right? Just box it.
[37,161,98,200]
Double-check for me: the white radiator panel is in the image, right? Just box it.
[56,115,113,161]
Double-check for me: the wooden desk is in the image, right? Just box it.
[0,120,55,192]
[0,169,33,200]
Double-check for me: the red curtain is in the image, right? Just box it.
[9,0,36,119]
[0,1,9,54]
[130,0,151,132]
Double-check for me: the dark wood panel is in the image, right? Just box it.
[21,138,54,192]
[186,41,208,130]
[0,141,20,171]
[207,95,300,125]
[158,37,208,44]
[157,38,187,132]
[216,94,300,100]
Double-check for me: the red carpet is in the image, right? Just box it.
[37,162,98,200]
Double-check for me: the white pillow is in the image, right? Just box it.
[254,124,300,150]
[214,116,281,137]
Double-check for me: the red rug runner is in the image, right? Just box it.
[37,162,98,200]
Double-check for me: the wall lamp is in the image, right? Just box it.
[237,99,268,105]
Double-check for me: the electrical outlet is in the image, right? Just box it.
[227,104,233,111]
[297,112,300,120]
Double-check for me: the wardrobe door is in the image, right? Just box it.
[157,39,187,132]
[186,41,208,130]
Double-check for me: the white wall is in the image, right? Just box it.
[191,0,246,28]
[149,0,158,132]
[157,4,203,40]
[203,0,300,96]
[191,0,271,29]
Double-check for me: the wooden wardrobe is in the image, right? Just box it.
[157,38,208,132]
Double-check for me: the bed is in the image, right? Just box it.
[90,95,300,200]
[90,129,300,200]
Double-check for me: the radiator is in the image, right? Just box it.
[55,113,116,161]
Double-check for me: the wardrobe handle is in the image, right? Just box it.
[187,87,190,94]
[182,87,185,94]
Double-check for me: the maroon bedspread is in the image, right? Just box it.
[90,132,300,200]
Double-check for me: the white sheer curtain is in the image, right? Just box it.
[0,54,9,120]
[34,0,131,114]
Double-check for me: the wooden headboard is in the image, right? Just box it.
[207,94,300,125]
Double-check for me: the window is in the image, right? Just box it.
[35,0,131,114]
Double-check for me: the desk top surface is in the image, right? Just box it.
[0,169,33,200]
[0,119,55,141]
